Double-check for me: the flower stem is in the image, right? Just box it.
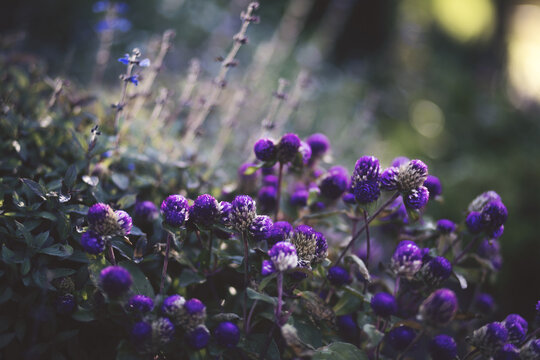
[159,232,173,295]
[452,236,480,265]
[396,329,424,360]
[463,349,480,360]
[275,272,284,325]
[274,162,284,221]
[363,209,371,269]
[245,299,258,334]
[242,232,250,333]
[106,243,116,266]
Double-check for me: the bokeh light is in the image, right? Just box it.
[410,99,445,138]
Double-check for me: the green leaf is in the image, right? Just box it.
[62,204,89,215]
[21,178,47,200]
[345,254,371,282]
[71,307,95,322]
[313,342,367,360]
[362,324,384,348]
[64,164,78,189]
[119,261,155,297]
[49,268,76,278]
[247,287,277,306]
[2,245,24,264]
[178,269,206,287]
[111,173,129,190]
[258,272,277,291]
[39,244,73,258]
[243,163,263,176]
[333,291,363,316]
[117,194,137,209]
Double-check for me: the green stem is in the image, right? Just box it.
[159,232,173,295]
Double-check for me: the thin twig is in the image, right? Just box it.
[396,329,424,360]
[274,162,284,221]
[159,232,173,295]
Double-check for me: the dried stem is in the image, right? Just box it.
[452,236,480,265]
[167,59,201,125]
[396,329,424,360]
[275,162,284,221]
[106,242,116,266]
[92,5,117,85]
[159,232,173,295]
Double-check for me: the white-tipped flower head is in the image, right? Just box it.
[397,159,428,192]
[268,242,298,272]
[290,225,318,267]
[231,195,257,232]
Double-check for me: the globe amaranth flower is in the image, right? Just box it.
[319,166,349,199]
[88,203,120,236]
[191,194,220,228]
[380,167,400,191]
[391,241,423,279]
[403,186,429,209]
[261,259,276,276]
[327,266,350,287]
[56,294,76,314]
[371,292,397,318]
[477,239,503,270]
[161,194,189,227]
[219,201,232,227]
[481,200,508,231]
[263,175,278,187]
[186,325,210,350]
[183,298,207,331]
[313,231,328,264]
[419,288,458,326]
[306,133,330,158]
[81,231,106,254]
[494,343,520,360]
[437,219,456,234]
[231,195,257,232]
[258,186,277,213]
[161,294,186,326]
[391,156,410,168]
[290,188,309,207]
[298,140,312,165]
[268,241,298,272]
[397,159,428,192]
[386,325,416,351]
[151,317,175,347]
[352,156,381,182]
[468,190,502,213]
[290,225,318,266]
[277,133,301,163]
[466,211,485,234]
[336,315,358,338]
[115,210,132,235]
[131,321,153,353]
[419,256,452,287]
[520,339,540,360]
[424,175,442,199]
[128,294,154,313]
[504,314,528,344]
[352,179,381,204]
[429,335,457,360]
[469,322,508,356]
[342,192,356,205]
[488,225,505,239]
[248,215,273,242]
[134,201,158,223]
[267,221,293,245]
[475,293,496,314]
[214,321,240,348]
[100,266,132,298]
[254,138,277,162]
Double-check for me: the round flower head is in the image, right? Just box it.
[100,266,132,298]
[470,322,509,356]
[386,325,416,351]
[352,179,381,204]
[419,288,458,326]
[81,231,105,254]
[391,241,423,279]
[397,159,428,192]
[290,189,309,207]
[327,266,350,287]
[466,211,485,234]
[214,321,240,349]
[419,256,452,287]
[290,225,318,266]
[336,315,358,338]
[263,175,279,187]
[299,140,312,164]
[371,292,397,318]
[352,156,380,182]
[254,138,277,162]
[219,201,232,227]
[313,231,328,263]
[504,314,528,344]
[320,166,349,199]
[56,294,76,314]
[87,203,119,236]
[151,317,175,347]
[161,294,186,325]
[186,325,210,350]
[160,194,189,227]
[258,186,277,213]
[131,321,152,348]
[494,343,520,360]
[248,215,273,242]
[468,190,502,213]
[115,210,132,235]
[277,133,301,163]
[267,221,293,245]
[475,293,496,314]
[268,241,298,272]
[261,259,276,276]
[183,298,207,331]
[488,225,505,239]
[342,192,356,205]
[429,335,457,360]
[231,195,257,232]
[190,194,220,228]
[424,175,442,199]
[403,186,429,209]
[128,294,154,313]
[134,201,158,223]
[380,167,400,191]
[481,200,508,231]
[437,219,456,234]
[520,339,540,360]
[306,133,330,158]
[391,156,410,168]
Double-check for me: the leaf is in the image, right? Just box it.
[362,324,384,348]
[49,268,76,278]
[117,194,137,209]
[0,287,13,304]
[64,164,78,189]
[119,261,155,297]
[62,204,89,215]
[39,244,74,258]
[71,307,95,322]
[178,269,206,287]
[247,287,277,306]
[313,342,367,360]
[82,175,99,187]
[453,271,468,289]
[333,291,363,316]
[2,245,24,264]
[345,254,371,282]
[242,163,263,176]
[212,313,241,322]
[21,178,47,200]
[111,173,129,190]
[258,272,277,291]
[0,333,16,349]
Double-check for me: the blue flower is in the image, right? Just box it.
[290,188,309,207]
[100,266,132,298]
[504,314,528,344]
[213,321,240,348]
[191,194,220,228]
[371,292,397,318]
[470,322,508,356]
[231,195,257,232]
[131,321,152,345]
[261,260,275,276]
[391,241,423,279]
[327,266,350,287]
[351,179,381,204]
[475,293,496,314]
[248,215,273,242]
[386,325,416,351]
[306,133,330,159]
[128,295,154,313]
[403,186,429,209]
[118,54,130,65]
[320,166,349,199]
[134,201,158,223]
[419,256,452,287]
[466,211,485,234]
[424,175,442,199]
[80,230,105,254]
[396,159,428,192]
[254,138,277,162]
[114,210,132,235]
[160,194,189,228]
[429,335,457,360]
[257,186,277,213]
[87,203,119,236]
[126,75,139,86]
[267,221,292,245]
[380,166,400,191]
[138,58,151,67]
[186,325,210,350]
[419,288,458,326]
[436,219,456,233]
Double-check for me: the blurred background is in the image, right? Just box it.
[1,0,539,319]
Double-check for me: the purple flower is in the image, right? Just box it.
[429,335,457,360]
[56,294,76,314]
[391,156,410,168]
[277,133,301,163]
[470,322,508,356]
[475,293,496,314]
[371,292,397,318]
[521,339,540,359]
[183,298,206,330]
[291,225,317,266]
[134,201,158,223]
[268,242,298,272]
[504,314,528,344]
[160,195,189,227]
[306,133,330,158]
[186,325,210,350]
[80,231,105,254]
[397,159,428,192]
[336,315,358,338]
[419,256,452,287]
[152,317,175,346]
[403,186,429,209]
[327,266,350,286]
[257,186,277,213]
[161,295,186,324]
[380,167,400,191]
[115,210,132,235]
[100,266,132,298]
[466,211,485,234]
[494,344,520,360]
[437,219,456,233]
[342,192,356,205]
[488,225,505,239]
[320,166,349,199]
[419,288,458,326]
[299,141,312,164]
[87,203,119,236]
[254,138,277,162]
[248,215,273,242]
[424,175,442,199]
[261,260,276,276]
[191,194,220,228]
[481,200,508,231]
[267,221,293,245]
[128,295,154,313]
[468,190,502,213]
[214,321,240,348]
[391,241,423,279]
[313,231,328,263]
[352,179,381,204]
[231,195,257,232]
[290,188,309,207]
[131,321,152,345]
[352,156,380,181]
[262,175,278,187]
[386,325,416,351]
[219,201,232,227]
